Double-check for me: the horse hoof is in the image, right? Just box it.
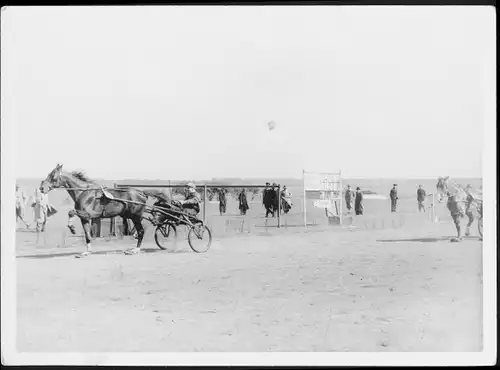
[465,233,470,237]
[75,252,91,258]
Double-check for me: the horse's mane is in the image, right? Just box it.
[70,170,97,184]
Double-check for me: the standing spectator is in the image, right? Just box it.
[390,184,398,212]
[33,187,48,232]
[280,185,293,214]
[262,182,269,207]
[344,184,355,213]
[15,184,30,229]
[354,187,364,215]
[417,185,426,212]
[271,182,280,217]
[29,188,56,233]
[238,188,249,215]
[218,188,227,216]
[263,182,274,218]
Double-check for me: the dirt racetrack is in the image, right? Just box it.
[16,215,482,353]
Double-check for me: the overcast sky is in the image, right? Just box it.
[3,6,494,180]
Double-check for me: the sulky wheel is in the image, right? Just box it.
[154,223,178,252]
[188,224,212,253]
[477,217,483,239]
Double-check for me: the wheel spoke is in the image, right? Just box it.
[188,225,212,253]
[154,224,177,251]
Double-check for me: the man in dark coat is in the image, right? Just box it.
[263,182,274,218]
[218,188,227,216]
[354,187,364,215]
[417,185,426,212]
[271,182,279,215]
[238,188,250,215]
[390,184,398,212]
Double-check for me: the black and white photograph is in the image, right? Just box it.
[1,4,496,366]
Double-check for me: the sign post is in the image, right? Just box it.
[303,170,342,227]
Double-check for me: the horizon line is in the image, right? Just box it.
[16,175,483,181]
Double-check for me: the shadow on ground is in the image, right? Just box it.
[17,248,190,259]
[377,236,481,243]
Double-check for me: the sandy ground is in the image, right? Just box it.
[16,214,482,352]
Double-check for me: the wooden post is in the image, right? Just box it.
[110,183,117,236]
[203,184,207,225]
[277,184,281,228]
[339,171,343,227]
[93,218,101,238]
[303,169,307,227]
[432,192,436,223]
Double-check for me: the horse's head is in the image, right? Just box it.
[40,164,64,194]
[435,176,450,203]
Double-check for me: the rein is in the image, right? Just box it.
[439,180,481,205]
[55,186,163,202]
[55,187,140,192]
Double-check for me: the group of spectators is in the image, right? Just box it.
[15,184,57,232]
[262,182,293,218]
[216,182,292,218]
[344,185,365,215]
[216,188,250,216]
[344,183,430,215]
[262,182,279,218]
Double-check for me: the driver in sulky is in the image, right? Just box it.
[176,182,201,216]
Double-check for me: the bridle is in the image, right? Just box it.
[437,179,473,205]
[42,168,64,192]
[436,178,455,203]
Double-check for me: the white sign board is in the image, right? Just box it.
[303,170,343,226]
[314,199,334,209]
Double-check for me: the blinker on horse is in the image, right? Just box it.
[40,164,149,257]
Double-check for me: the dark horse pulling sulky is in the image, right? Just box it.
[40,164,212,258]
[40,164,151,257]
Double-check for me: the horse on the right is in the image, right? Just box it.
[435,176,483,242]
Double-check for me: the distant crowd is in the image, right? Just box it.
[344,183,429,215]
[215,182,292,218]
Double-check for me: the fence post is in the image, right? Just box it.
[277,184,281,228]
[203,184,207,225]
[303,169,307,228]
[93,218,102,238]
[432,193,436,223]
[110,183,117,236]
[339,171,343,227]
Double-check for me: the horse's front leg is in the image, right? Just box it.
[465,211,475,237]
[450,213,463,242]
[73,211,93,258]
[124,216,144,255]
